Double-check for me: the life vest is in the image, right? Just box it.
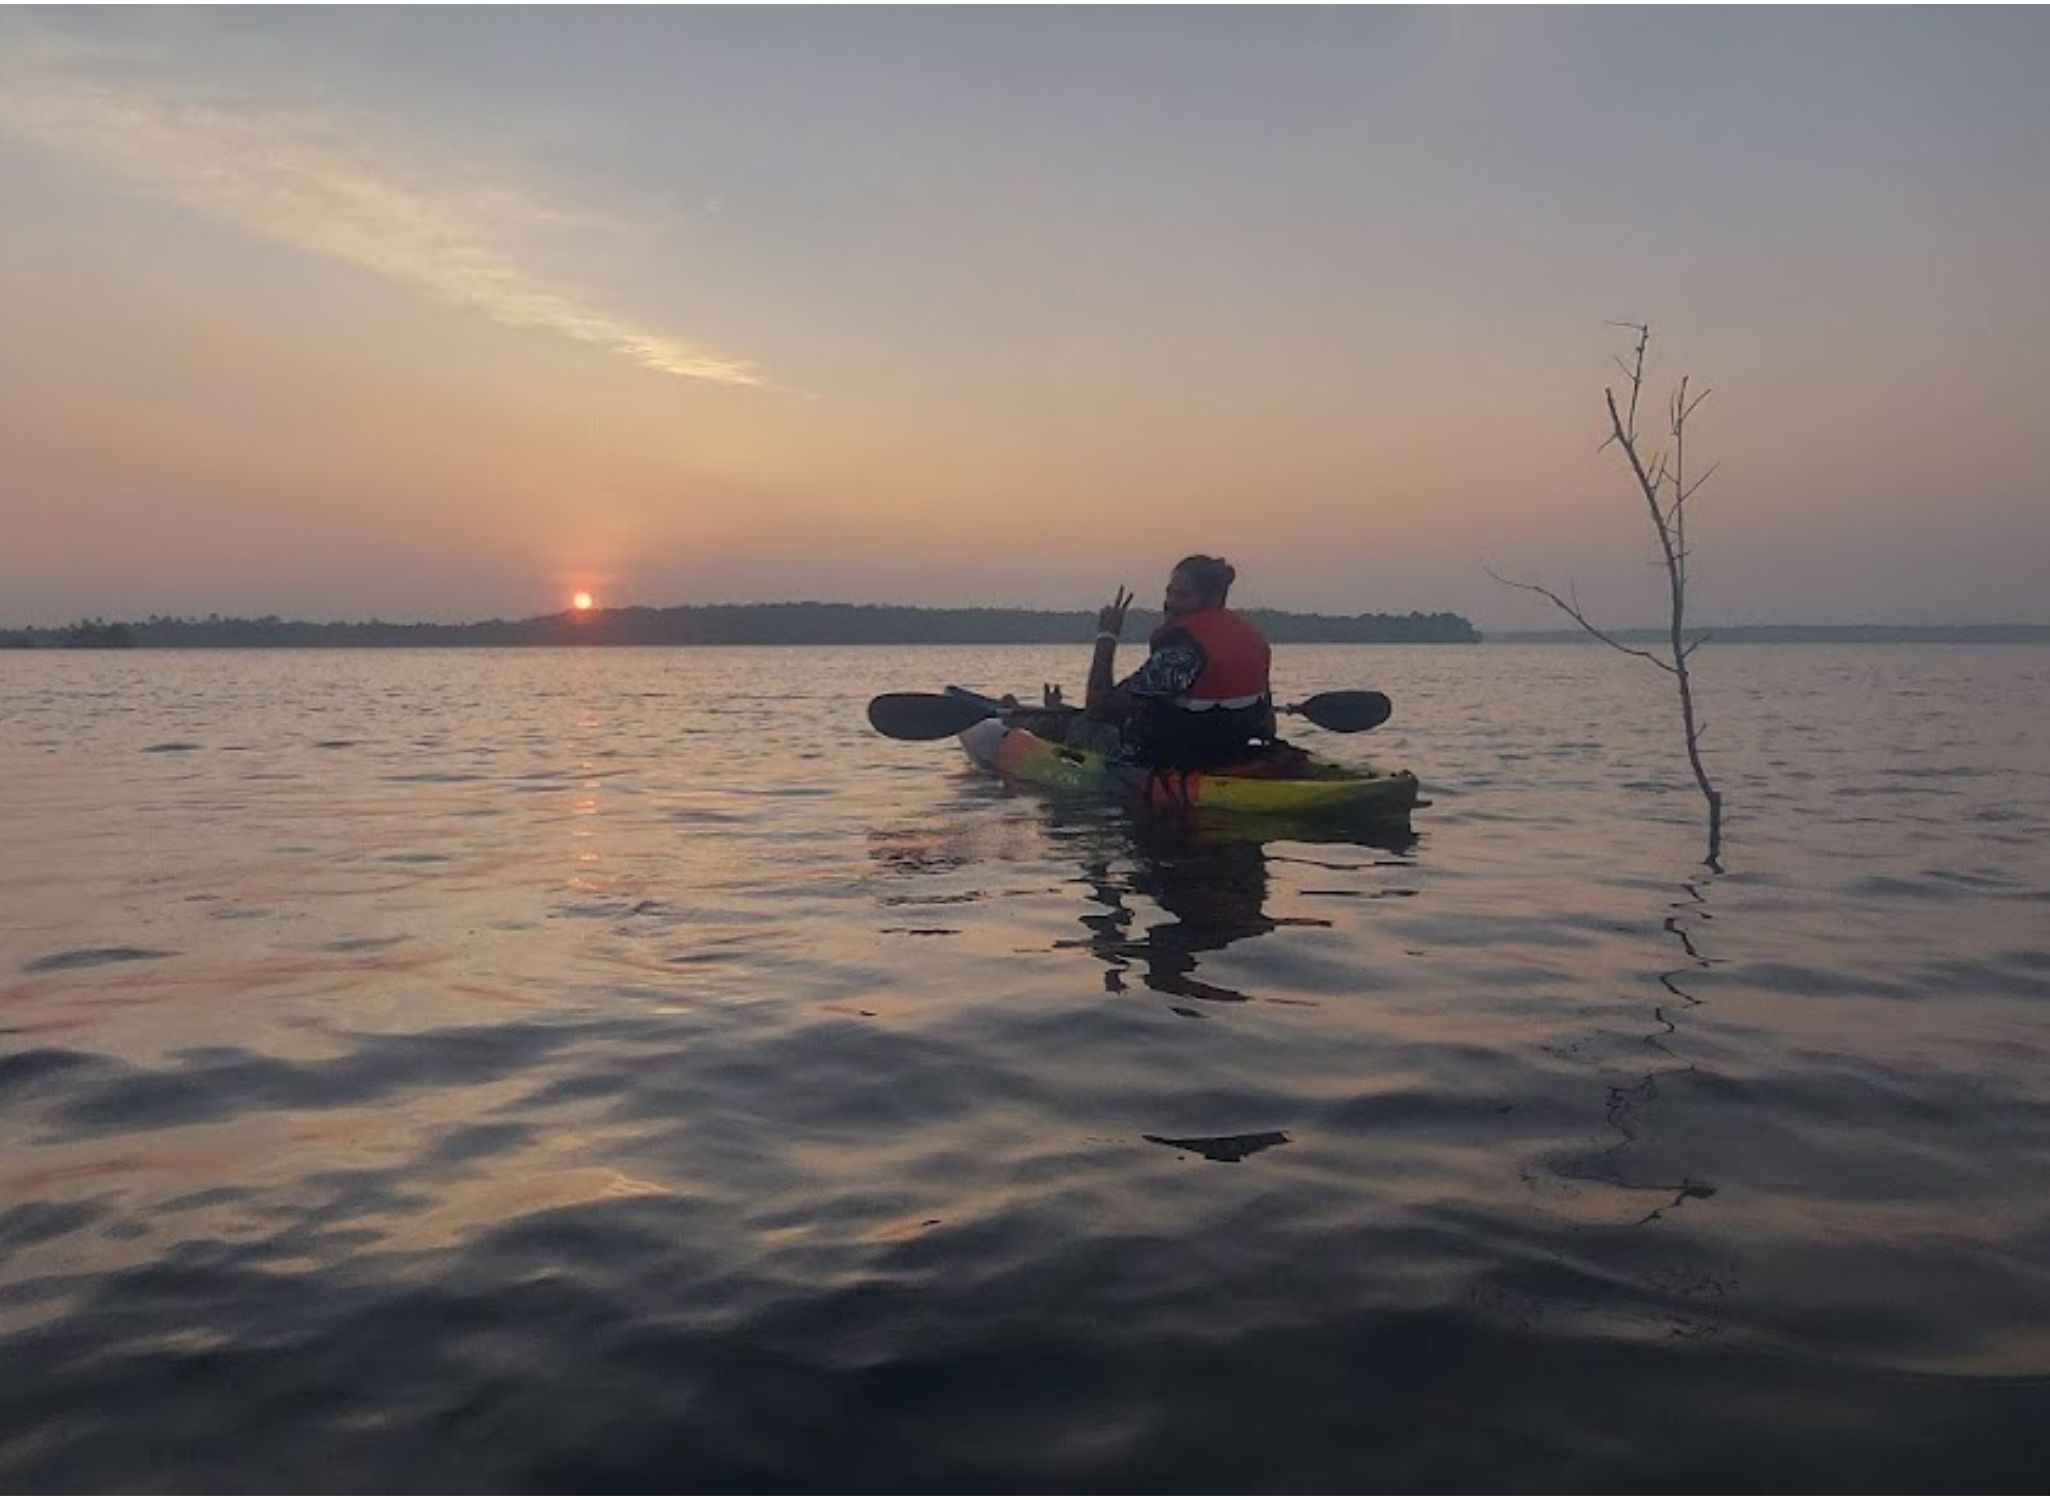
[1150,607,1271,710]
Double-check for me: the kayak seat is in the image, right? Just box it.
[1209,741,1330,779]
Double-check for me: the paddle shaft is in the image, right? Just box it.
[870,689,1389,740]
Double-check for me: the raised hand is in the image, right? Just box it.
[1095,585,1133,639]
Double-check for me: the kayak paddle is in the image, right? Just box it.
[867,692,1007,740]
[1279,690,1393,733]
[866,690,1391,741]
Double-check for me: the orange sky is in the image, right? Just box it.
[3,9,2047,628]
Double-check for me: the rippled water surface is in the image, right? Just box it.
[4,644,2048,1490]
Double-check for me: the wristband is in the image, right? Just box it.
[1094,631,1119,644]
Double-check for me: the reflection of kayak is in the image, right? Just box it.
[957,716,1422,820]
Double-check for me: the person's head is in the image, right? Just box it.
[1164,554,1235,617]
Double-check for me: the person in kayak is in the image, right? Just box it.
[1071,554,1278,769]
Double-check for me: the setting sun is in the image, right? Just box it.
[571,591,594,612]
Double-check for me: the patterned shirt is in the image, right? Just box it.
[1119,629,1206,700]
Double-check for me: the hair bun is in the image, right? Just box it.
[1172,554,1236,600]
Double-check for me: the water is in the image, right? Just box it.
[3,643,2047,1490]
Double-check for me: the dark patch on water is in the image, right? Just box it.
[320,936,409,953]
[21,947,177,974]
[0,1048,104,1096]
[0,1200,105,1255]
[142,742,199,753]
[428,1122,536,1166]
[666,806,749,824]
[157,1187,259,1213]
[1142,1129,1291,1162]
[38,1023,578,1138]
[552,900,640,920]
[1724,960,1919,999]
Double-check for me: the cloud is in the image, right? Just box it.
[0,26,763,387]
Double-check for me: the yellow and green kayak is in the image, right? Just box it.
[956,716,1421,821]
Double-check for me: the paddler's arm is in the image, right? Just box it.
[1096,631,1206,720]
[1086,586,1136,717]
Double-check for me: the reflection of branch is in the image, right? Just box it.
[1632,1178,1717,1227]
[1655,879,1716,1014]
[1552,876,1722,1237]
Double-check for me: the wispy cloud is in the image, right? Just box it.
[0,26,763,387]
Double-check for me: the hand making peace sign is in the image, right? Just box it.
[1095,585,1134,639]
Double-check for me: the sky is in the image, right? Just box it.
[2,6,2047,630]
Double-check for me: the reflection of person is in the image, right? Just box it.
[1073,555,1277,769]
[1056,805,1416,1008]
[1128,836,1277,1001]
[1078,832,1275,1003]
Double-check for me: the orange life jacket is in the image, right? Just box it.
[1150,607,1271,707]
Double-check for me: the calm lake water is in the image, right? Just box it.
[3,643,2048,1490]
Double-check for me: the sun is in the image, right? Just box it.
[571,591,595,612]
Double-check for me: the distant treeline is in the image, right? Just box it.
[0,604,1484,649]
[1494,624,2050,645]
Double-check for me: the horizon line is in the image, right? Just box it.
[7,602,2050,637]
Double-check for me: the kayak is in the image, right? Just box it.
[956,715,1422,820]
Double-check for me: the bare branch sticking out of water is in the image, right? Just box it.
[1493,324,1725,868]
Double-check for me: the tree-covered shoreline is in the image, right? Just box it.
[0,603,1483,649]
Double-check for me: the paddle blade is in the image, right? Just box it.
[1290,690,1392,733]
[866,692,996,741]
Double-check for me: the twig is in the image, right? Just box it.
[1678,461,1720,502]
[1483,566,1676,672]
